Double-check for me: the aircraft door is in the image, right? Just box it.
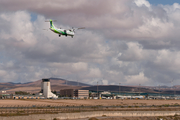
[64,30,67,36]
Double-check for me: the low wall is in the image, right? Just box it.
[0,111,180,120]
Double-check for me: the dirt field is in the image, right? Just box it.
[0,99,180,107]
[75,116,180,120]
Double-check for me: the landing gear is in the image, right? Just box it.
[71,36,73,38]
[59,35,61,37]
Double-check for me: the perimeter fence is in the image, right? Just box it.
[0,104,180,116]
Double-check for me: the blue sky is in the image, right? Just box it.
[148,0,180,5]
[30,13,37,22]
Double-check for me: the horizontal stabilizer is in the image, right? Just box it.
[45,20,57,22]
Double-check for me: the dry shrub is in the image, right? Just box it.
[88,117,99,120]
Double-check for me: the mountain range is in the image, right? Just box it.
[0,78,179,95]
[0,78,90,93]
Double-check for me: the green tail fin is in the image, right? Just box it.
[50,19,55,28]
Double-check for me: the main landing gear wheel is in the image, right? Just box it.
[59,35,61,37]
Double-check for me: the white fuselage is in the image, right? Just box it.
[50,27,75,37]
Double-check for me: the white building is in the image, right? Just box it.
[1,91,6,93]
[41,79,58,99]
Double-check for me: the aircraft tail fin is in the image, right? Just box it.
[50,19,55,29]
[45,19,56,28]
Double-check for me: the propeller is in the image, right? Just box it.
[72,27,75,32]
[77,27,85,30]
[72,27,85,33]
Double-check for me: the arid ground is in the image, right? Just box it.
[73,116,180,120]
[0,99,180,107]
[1,99,180,119]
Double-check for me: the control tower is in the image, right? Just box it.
[41,79,58,99]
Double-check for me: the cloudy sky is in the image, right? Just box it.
[0,0,180,86]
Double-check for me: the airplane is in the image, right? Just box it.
[45,19,85,38]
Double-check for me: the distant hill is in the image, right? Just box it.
[0,78,91,93]
[81,85,180,94]
[0,78,180,95]
[81,85,156,93]
[18,78,91,87]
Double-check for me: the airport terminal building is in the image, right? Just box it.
[60,89,89,99]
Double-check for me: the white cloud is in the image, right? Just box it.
[0,70,7,77]
[118,42,144,61]
[0,11,37,45]
[0,0,180,86]
[72,62,88,71]
[102,79,108,85]
[87,68,102,78]
[125,72,150,85]
[154,49,180,72]
[134,0,151,8]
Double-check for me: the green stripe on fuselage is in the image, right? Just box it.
[51,28,67,35]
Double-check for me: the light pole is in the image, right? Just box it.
[77,80,79,86]
[76,74,79,86]
[159,85,160,97]
[173,84,176,97]
[139,84,141,95]
[97,81,98,98]
[174,86,176,97]
[171,79,175,97]
[119,83,121,95]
